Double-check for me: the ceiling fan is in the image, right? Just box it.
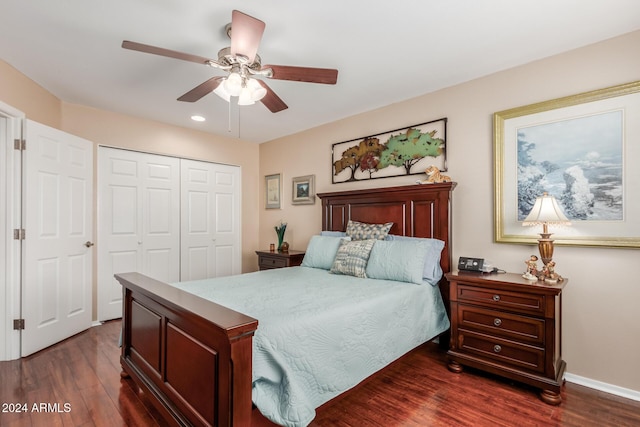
[122,10,338,113]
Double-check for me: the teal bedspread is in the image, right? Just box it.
[173,266,450,427]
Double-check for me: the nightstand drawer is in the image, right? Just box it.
[259,256,288,269]
[459,330,545,374]
[458,285,545,315]
[458,304,545,346]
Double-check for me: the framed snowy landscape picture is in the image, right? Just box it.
[494,80,640,248]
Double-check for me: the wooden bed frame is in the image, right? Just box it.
[115,182,455,427]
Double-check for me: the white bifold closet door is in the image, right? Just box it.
[97,148,180,321]
[97,148,241,321]
[180,159,241,281]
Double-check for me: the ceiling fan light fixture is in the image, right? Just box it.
[223,72,243,96]
[213,80,231,101]
[247,78,267,101]
[214,76,265,105]
[238,87,256,105]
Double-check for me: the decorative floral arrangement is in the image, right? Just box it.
[275,221,287,251]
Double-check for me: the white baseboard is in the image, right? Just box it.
[565,372,640,402]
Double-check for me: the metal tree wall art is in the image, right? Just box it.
[332,118,447,183]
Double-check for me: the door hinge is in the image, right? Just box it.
[13,229,25,240]
[13,319,25,330]
[14,139,25,150]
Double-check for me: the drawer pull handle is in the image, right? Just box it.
[492,294,501,302]
[493,345,502,353]
[493,318,502,327]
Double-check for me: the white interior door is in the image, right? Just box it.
[22,120,93,356]
[181,160,241,281]
[97,147,179,321]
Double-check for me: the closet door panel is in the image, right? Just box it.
[211,166,241,276]
[181,160,216,281]
[98,150,143,321]
[214,246,234,277]
[180,160,240,281]
[213,190,235,277]
[98,148,179,321]
[141,155,180,283]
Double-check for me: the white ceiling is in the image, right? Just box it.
[1,1,639,143]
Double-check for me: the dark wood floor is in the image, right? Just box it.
[1,321,639,427]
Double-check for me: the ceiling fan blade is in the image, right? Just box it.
[177,76,225,102]
[122,40,212,65]
[230,10,265,63]
[263,65,338,84]
[257,80,288,113]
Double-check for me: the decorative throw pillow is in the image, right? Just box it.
[301,235,350,270]
[329,239,376,278]
[345,220,393,241]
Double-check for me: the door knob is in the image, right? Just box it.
[84,241,95,248]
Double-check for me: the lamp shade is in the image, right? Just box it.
[214,76,266,105]
[247,78,267,101]
[223,72,243,96]
[522,192,571,226]
[213,81,231,102]
[237,87,256,105]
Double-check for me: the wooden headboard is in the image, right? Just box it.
[317,182,455,273]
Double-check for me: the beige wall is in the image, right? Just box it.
[259,31,640,394]
[0,61,61,127]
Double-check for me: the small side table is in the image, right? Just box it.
[256,250,305,270]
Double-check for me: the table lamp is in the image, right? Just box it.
[522,192,571,269]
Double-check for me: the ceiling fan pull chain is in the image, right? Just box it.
[227,99,231,133]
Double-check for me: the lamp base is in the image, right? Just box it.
[537,233,554,266]
[536,233,564,283]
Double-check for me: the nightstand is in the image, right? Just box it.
[256,250,305,270]
[445,271,567,405]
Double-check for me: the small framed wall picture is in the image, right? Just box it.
[265,173,282,209]
[292,175,316,205]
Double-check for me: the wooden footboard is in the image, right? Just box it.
[115,272,258,427]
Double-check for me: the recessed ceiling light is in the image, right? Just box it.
[191,115,206,122]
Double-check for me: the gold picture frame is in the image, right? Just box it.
[494,80,640,248]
